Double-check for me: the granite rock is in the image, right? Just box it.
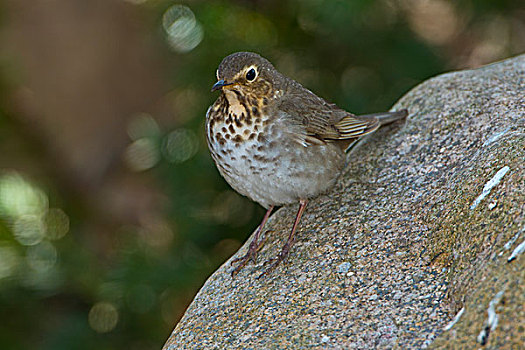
[163,55,524,349]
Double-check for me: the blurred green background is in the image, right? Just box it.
[0,0,523,348]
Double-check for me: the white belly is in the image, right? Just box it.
[207,117,345,208]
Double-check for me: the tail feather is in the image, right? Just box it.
[332,109,408,152]
[357,109,408,126]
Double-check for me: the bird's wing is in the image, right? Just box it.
[277,87,379,145]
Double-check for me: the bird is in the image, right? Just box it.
[205,52,407,277]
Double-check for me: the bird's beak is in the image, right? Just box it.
[211,79,233,92]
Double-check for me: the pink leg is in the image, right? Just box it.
[259,199,308,277]
[231,205,274,276]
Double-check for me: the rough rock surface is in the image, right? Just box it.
[164,55,524,349]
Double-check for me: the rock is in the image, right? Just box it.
[163,55,524,349]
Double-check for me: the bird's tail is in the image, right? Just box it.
[357,109,408,126]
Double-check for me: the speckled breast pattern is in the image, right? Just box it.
[206,95,345,209]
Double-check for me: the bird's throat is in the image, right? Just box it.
[224,89,248,118]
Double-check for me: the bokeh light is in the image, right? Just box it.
[162,5,203,53]
[0,169,68,292]
[466,15,514,67]
[138,216,175,249]
[88,302,119,333]
[26,241,57,272]
[0,172,48,219]
[162,129,199,164]
[127,113,160,141]
[404,0,461,45]
[13,215,45,246]
[125,114,162,171]
[44,208,70,240]
[125,138,160,171]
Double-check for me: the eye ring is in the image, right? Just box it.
[245,67,257,81]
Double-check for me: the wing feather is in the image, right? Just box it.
[277,82,379,144]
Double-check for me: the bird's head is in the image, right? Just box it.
[211,52,281,99]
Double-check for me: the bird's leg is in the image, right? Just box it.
[231,205,274,276]
[259,199,308,278]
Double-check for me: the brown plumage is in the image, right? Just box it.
[206,52,407,276]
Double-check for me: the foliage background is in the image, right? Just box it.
[0,0,523,348]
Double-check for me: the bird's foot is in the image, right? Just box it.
[230,234,268,277]
[257,241,293,279]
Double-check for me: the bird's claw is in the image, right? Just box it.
[230,235,268,277]
[257,247,291,279]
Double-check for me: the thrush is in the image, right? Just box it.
[206,52,407,277]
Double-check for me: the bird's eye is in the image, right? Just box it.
[245,68,257,81]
